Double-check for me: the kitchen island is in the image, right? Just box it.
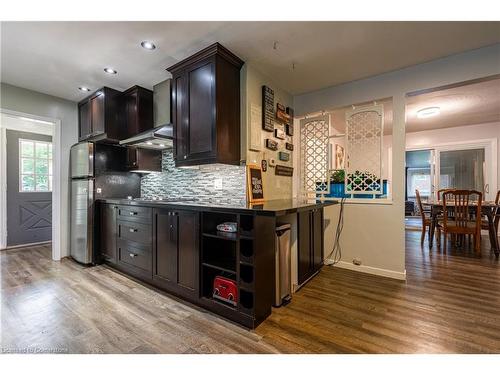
[95,198,337,328]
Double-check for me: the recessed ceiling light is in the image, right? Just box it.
[141,41,156,50]
[79,86,91,92]
[417,107,440,119]
[104,67,117,75]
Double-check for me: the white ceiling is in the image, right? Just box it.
[1,21,500,102]
[405,77,500,132]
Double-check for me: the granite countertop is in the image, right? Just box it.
[97,197,338,216]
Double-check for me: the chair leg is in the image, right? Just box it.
[443,233,447,251]
[420,226,425,247]
[474,233,481,254]
[435,228,440,248]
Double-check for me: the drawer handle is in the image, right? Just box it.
[129,253,137,258]
[129,228,138,233]
[129,212,138,216]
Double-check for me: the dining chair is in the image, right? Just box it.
[439,190,483,253]
[437,188,455,201]
[415,189,432,247]
[481,190,500,237]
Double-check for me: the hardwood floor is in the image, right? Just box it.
[1,232,499,353]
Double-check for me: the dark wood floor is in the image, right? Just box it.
[1,232,499,353]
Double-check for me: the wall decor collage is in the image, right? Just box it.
[261,85,295,178]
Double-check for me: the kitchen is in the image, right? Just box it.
[70,42,335,328]
[1,18,500,365]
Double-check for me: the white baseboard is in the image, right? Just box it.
[331,260,407,281]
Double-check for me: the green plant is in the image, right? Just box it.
[330,169,345,183]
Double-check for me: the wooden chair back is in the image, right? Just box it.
[415,189,426,221]
[442,190,482,233]
[495,190,500,231]
[437,188,455,201]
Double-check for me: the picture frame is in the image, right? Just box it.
[246,164,265,203]
[335,144,345,169]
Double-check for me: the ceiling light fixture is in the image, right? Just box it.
[104,67,117,74]
[141,41,156,50]
[417,107,440,119]
[79,86,91,92]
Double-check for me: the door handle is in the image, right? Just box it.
[129,228,138,233]
[129,211,138,216]
[484,184,490,194]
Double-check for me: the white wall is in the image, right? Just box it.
[294,43,500,280]
[0,83,78,258]
[406,121,500,193]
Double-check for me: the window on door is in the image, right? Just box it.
[439,148,485,192]
[19,139,53,192]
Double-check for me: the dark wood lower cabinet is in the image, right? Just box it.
[297,208,324,286]
[152,208,199,300]
[97,201,324,328]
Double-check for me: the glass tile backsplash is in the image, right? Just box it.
[141,150,247,205]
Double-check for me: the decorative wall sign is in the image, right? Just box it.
[275,165,294,177]
[261,159,268,172]
[247,164,265,203]
[265,138,278,151]
[286,107,294,126]
[278,151,290,162]
[285,124,294,136]
[276,103,290,123]
[285,142,294,151]
[274,128,286,140]
[262,86,275,132]
[249,103,262,151]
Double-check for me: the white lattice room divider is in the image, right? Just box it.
[300,114,330,198]
[345,104,384,195]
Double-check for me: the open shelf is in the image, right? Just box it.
[239,215,254,237]
[203,212,238,235]
[202,262,236,275]
[240,238,254,263]
[239,289,254,315]
[202,231,238,241]
[240,263,254,284]
[202,236,237,272]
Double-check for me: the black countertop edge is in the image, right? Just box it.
[96,198,338,216]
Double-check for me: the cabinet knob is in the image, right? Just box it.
[129,228,138,233]
[183,155,187,159]
[129,212,138,216]
[129,253,137,258]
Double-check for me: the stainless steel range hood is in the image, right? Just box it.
[119,124,173,149]
[120,79,173,150]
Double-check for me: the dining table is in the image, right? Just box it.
[422,199,499,256]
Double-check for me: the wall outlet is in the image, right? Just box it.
[352,258,362,266]
[214,178,223,190]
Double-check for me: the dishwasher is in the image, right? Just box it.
[275,223,292,307]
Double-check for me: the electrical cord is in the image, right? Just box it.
[324,196,346,266]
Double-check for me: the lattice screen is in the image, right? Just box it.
[300,114,330,197]
[345,105,384,195]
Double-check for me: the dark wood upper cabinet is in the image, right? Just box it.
[122,85,154,138]
[77,87,122,142]
[297,209,324,285]
[167,43,244,167]
[127,147,162,173]
[153,208,200,300]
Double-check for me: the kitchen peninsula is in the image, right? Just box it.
[96,198,336,328]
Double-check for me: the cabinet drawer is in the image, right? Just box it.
[118,240,152,273]
[118,220,151,246]
[117,205,152,224]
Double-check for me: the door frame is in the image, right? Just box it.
[406,138,498,201]
[0,108,62,261]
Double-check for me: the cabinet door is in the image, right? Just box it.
[177,210,199,293]
[312,209,323,271]
[172,73,187,161]
[78,100,91,140]
[90,91,105,135]
[297,210,312,285]
[100,204,117,263]
[154,209,177,283]
[185,60,216,162]
[124,89,138,139]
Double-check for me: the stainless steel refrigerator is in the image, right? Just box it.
[70,142,141,264]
